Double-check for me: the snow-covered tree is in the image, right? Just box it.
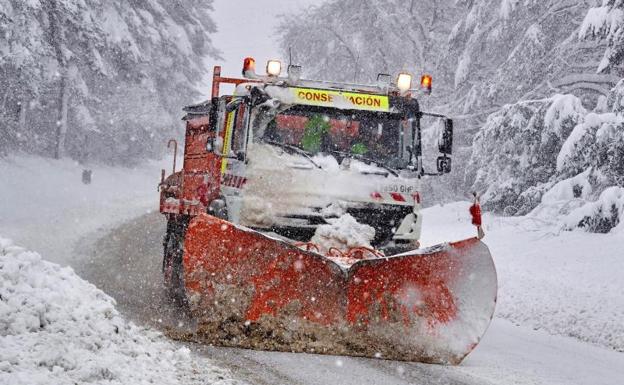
[580,0,624,72]
[468,80,624,232]
[0,1,56,155]
[467,94,587,214]
[557,80,624,187]
[447,0,617,119]
[0,0,219,164]
[277,0,460,98]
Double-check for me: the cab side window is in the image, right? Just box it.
[231,103,248,154]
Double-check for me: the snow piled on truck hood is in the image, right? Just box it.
[240,143,416,228]
[0,237,241,385]
[310,214,376,255]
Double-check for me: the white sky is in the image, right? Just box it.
[200,0,324,96]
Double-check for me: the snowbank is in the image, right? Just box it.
[420,203,624,352]
[0,237,238,385]
[562,186,624,233]
[540,169,594,204]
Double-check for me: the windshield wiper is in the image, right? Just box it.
[329,150,399,177]
[264,140,322,169]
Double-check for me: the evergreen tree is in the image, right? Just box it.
[447,0,616,120]
[278,0,459,98]
[0,0,220,164]
[580,0,624,72]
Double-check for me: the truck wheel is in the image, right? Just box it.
[162,217,189,305]
[208,197,228,220]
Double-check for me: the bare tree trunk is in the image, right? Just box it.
[18,99,26,133]
[46,0,69,159]
[55,76,69,159]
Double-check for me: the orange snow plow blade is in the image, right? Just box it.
[182,213,497,365]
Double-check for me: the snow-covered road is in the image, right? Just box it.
[2,156,623,384]
[79,211,624,385]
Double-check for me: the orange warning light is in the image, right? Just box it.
[421,75,432,95]
[242,57,256,77]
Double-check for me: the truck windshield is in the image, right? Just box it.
[254,105,409,169]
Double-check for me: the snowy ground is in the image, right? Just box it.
[0,155,246,385]
[0,155,169,265]
[1,155,623,384]
[0,237,243,385]
[420,202,624,353]
[81,211,624,385]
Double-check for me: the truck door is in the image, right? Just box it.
[180,98,226,215]
[219,99,249,223]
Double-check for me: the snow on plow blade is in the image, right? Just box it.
[182,214,497,365]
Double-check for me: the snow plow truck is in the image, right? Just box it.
[158,58,497,365]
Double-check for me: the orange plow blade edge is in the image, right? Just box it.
[182,213,497,365]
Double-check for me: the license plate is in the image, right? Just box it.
[382,184,414,194]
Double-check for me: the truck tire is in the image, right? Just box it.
[207,197,228,220]
[162,217,189,305]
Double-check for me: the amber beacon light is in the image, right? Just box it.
[242,57,256,77]
[421,74,432,95]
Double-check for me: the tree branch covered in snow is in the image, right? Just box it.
[580,0,624,72]
[467,94,586,215]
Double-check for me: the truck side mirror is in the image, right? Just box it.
[226,98,243,112]
[437,156,452,174]
[438,119,453,155]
